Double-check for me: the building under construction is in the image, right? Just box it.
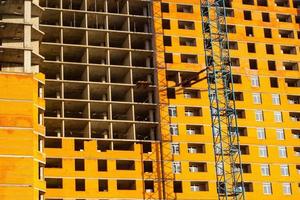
[0,0,300,200]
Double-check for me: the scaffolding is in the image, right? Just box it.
[200,0,245,199]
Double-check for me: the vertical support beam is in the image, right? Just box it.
[24,0,32,72]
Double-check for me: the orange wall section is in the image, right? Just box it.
[0,72,46,200]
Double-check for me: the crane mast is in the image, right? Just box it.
[200,1,246,199]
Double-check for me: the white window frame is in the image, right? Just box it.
[261,164,270,176]
[263,182,272,195]
[274,111,282,122]
[171,143,180,154]
[255,110,264,121]
[168,106,177,117]
[170,124,179,136]
[251,75,260,87]
[259,146,268,157]
[257,128,266,139]
[279,146,287,158]
[252,93,261,104]
[276,129,285,140]
[280,164,289,176]
[172,161,181,173]
[282,183,291,195]
[272,94,280,105]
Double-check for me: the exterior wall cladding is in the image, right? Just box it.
[0,0,299,200]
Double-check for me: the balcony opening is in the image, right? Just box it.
[283,62,298,71]
[249,59,257,69]
[294,0,300,8]
[240,145,250,155]
[236,109,246,119]
[173,181,183,193]
[276,14,292,22]
[181,54,198,64]
[290,112,300,122]
[264,28,272,38]
[268,61,276,71]
[144,181,154,193]
[177,4,193,13]
[245,27,254,36]
[296,165,300,174]
[46,178,63,189]
[116,160,135,170]
[188,143,205,153]
[189,162,207,172]
[230,58,240,67]
[117,180,136,190]
[257,0,268,6]
[285,78,300,87]
[178,20,195,30]
[262,13,270,22]
[275,0,290,7]
[221,24,236,33]
[46,158,62,168]
[45,138,62,148]
[270,77,279,88]
[292,129,300,139]
[287,95,300,104]
[114,141,134,151]
[75,159,85,171]
[229,92,243,101]
[74,139,84,151]
[244,11,252,20]
[186,125,204,135]
[144,161,153,172]
[97,141,111,152]
[190,181,209,191]
[266,44,274,54]
[281,46,297,54]
[242,0,254,5]
[183,89,200,99]
[294,147,300,156]
[98,159,107,171]
[185,107,202,117]
[98,180,108,192]
[279,30,294,38]
[179,37,196,46]
[75,179,85,191]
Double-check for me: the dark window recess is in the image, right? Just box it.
[268,61,276,71]
[238,127,247,136]
[240,145,250,155]
[297,16,300,23]
[270,77,279,88]
[257,0,268,6]
[247,43,256,53]
[245,27,254,36]
[294,1,300,8]
[46,178,63,188]
[167,88,176,99]
[98,180,108,192]
[249,59,258,70]
[98,159,107,171]
[230,58,240,66]
[144,161,153,172]
[178,21,195,30]
[162,19,170,29]
[164,53,173,63]
[144,180,154,192]
[230,92,244,101]
[173,181,183,193]
[161,3,169,12]
[262,13,270,22]
[46,158,63,168]
[264,28,272,38]
[143,143,152,153]
[242,0,254,5]
[75,159,85,171]
[45,138,62,148]
[275,0,290,7]
[75,179,85,191]
[232,75,242,83]
[298,31,300,39]
[117,180,136,190]
[236,109,246,119]
[228,41,238,50]
[244,11,252,20]
[163,36,172,46]
[240,164,252,173]
[266,44,274,54]
[116,160,135,170]
[74,139,84,151]
[244,182,254,192]
[177,4,193,13]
